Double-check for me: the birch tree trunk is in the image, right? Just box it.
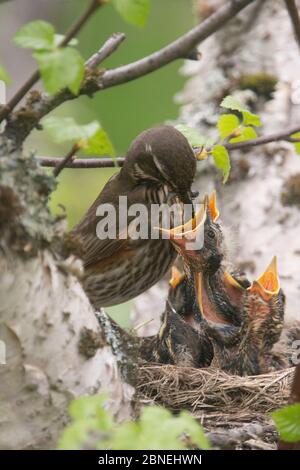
[0,147,134,449]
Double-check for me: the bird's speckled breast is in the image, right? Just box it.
[83,238,175,307]
[83,184,182,307]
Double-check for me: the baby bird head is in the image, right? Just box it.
[243,257,284,352]
[159,191,224,276]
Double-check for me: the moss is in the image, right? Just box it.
[78,327,106,359]
[238,73,278,98]
[281,173,300,207]
[0,147,60,255]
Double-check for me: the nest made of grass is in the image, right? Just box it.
[137,363,295,426]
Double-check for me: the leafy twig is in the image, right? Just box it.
[4,0,255,147]
[51,33,125,177]
[225,123,300,151]
[0,0,104,122]
[36,123,300,170]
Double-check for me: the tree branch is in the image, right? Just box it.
[38,156,124,169]
[225,123,300,151]
[3,0,255,148]
[36,123,300,170]
[284,0,300,49]
[52,143,79,177]
[0,0,105,123]
[50,33,125,177]
[85,32,126,69]
[100,0,255,90]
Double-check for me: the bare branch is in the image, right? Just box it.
[0,0,104,123]
[52,144,79,177]
[87,33,126,68]
[284,0,300,49]
[38,156,124,169]
[4,0,255,148]
[100,0,255,90]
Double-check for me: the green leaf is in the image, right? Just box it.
[110,421,141,450]
[112,0,150,27]
[0,64,11,84]
[221,95,262,127]
[272,403,300,443]
[175,124,215,148]
[229,126,257,143]
[173,411,211,450]
[217,114,240,138]
[13,20,55,50]
[42,116,100,144]
[111,407,210,450]
[69,395,107,420]
[291,132,300,155]
[83,128,115,157]
[54,34,79,48]
[58,395,210,451]
[221,95,245,113]
[33,47,84,95]
[242,110,262,127]
[58,418,98,450]
[212,145,231,183]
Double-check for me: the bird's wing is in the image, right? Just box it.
[70,175,148,267]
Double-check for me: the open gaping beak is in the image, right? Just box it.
[248,256,280,300]
[159,194,208,251]
[209,190,220,222]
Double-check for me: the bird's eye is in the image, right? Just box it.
[207,229,215,239]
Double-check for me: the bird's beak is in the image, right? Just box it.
[209,190,220,222]
[158,194,208,250]
[224,271,244,290]
[248,256,280,300]
[169,266,184,288]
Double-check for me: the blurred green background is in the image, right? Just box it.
[2,0,195,324]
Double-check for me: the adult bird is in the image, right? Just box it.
[69,125,196,308]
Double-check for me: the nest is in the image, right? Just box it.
[137,362,295,447]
